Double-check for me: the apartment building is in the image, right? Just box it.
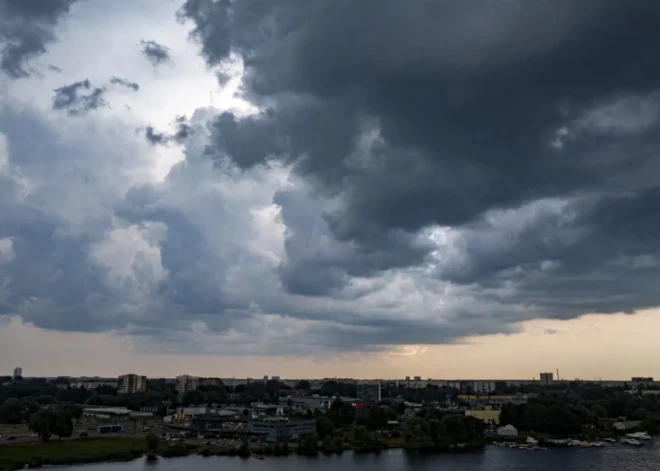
[117,374,147,394]
[176,375,200,399]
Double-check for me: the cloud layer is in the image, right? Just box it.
[0,0,77,77]
[2,0,660,357]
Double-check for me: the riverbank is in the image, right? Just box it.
[0,437,145,471]
[0,436,490,470]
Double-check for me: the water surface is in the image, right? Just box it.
[53,443,660,471]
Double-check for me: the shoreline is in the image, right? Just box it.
[2,433,652,470]
[0,437,486,470]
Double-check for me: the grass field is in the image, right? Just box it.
[0,437,146,471]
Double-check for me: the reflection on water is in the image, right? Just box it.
[53,442,660,471]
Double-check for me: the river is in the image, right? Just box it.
[51,442,660,471]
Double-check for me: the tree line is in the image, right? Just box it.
[499,386,660,434]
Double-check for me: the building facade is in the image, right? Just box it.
[539,372,554,385]
[12,367,22,380]
[279,395,332,411]
[175,375,200,399]
[70,377,118,389]
[357,381,381,403]
[117,374,147,394]
[246,418,316,442]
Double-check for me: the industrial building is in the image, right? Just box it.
[190,416,316,442]
[247,418,316,442]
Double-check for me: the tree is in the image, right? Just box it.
[327,398,355,427]
[404,417,431,445]
[295,380,311,390]
[272,441,283,455]
[0,398,26,423]
[297,432,319,454]
[36,395,55,405]
[316,415,335,439]
[428,418,448,445]
[366,406,388,431]
[28,407,73,441]
[442,414,468,444]
[146,433,160,453]
[52,409,73,439]
[591,404,607,419]
[61,402,83,420]
[29,409,56,441]
[181,390,205,406]
[522,403,548,431]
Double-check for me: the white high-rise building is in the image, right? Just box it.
[175,375,200,400]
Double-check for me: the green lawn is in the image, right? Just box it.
[0,437,146,471]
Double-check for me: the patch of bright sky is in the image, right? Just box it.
[3,0,255,182]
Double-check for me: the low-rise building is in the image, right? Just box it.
[83,406,131,418]
[247,418,316,442]
[173,406,210,423]
[191,416,316,442]
[279,395,333,411]
[496,424,518,437]
[71,377,118,389]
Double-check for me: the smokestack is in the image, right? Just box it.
[556,369,560,381]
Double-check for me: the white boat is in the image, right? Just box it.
[604,438,617,443]
[626,432,652,440]
[621,438,643,446]
[526,436,539,445]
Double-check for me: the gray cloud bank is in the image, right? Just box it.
[0,0,77,78]
[2,0,660,355]
[177,0,660,320]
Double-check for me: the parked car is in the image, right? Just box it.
[6,436,17,441]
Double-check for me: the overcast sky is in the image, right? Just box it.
[2,0,660,380]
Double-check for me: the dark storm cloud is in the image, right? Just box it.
[171,116,192,144]
[110,76,139,91]
[144,126,168,145]
[0,0,77,77]
[179,0,660,317]
[52,79,107,115]
[140,39,170,66]
[143,116,193,146]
